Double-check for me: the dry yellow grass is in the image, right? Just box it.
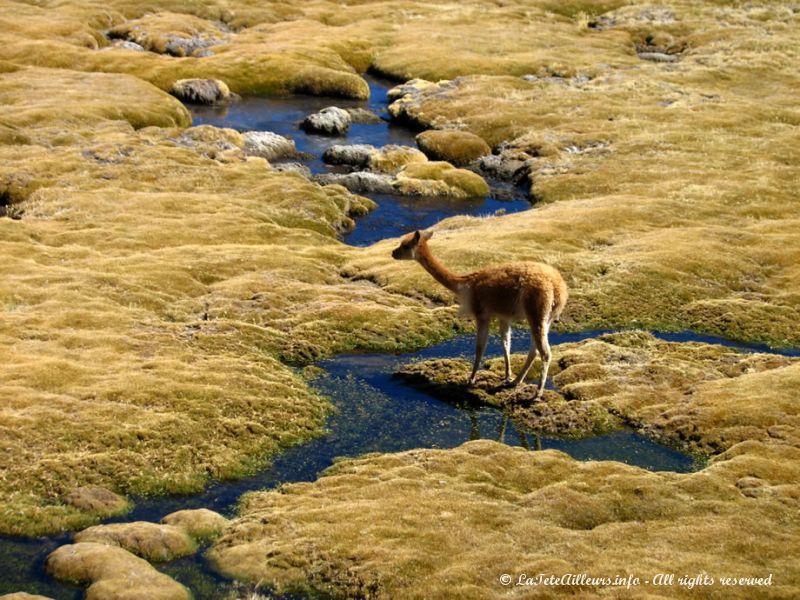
[0,52,451,535]
[210,439,800,599]
[73,521,197,562]
[47,542,190,599]
[394,161,490,198]
[415,130,491,166]
[0,4,798,597]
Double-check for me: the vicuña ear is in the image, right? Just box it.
[420,230,433,241]
[412,230,421,243]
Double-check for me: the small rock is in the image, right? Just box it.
[164,36,223,58]
[637,52,678,63]
[322,144,376,168]
[171,78,231,105]
[173,125,244,162]
[314,172,396,195]
[346,107,384,124]
[64,486,129,516]
[101,40,145,52]
[243,131,297,161]
[74,521,197,562]
[735,477,765,490]
[273,162,312,177]
[386,78,439,101]
[301,107,351,135]
[161,508,230,541]
[47,543,190,600]
[521,74,567,85]
[471,147,534,185]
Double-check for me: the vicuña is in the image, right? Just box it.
[392,230,568,397]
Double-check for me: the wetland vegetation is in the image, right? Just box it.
[1,0,798,598]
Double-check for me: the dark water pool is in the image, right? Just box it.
[189,74,531,246]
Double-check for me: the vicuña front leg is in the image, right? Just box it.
[468,318,490,385]
[499,319,512,383]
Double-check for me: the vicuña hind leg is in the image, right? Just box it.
[533,320,551,399]
[468,318,490,385]
[511,326,539,388]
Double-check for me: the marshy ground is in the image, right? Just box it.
[1,0,799,598]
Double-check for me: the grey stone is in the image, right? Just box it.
[171,79,231,105]
[346,107,384,124]
[273,162,312,178]
[638,52,679,63]
[243,131,297,161]
[301,107,351,135]
[322,144,376,168]
[314,172,395,194]
[164,36,224,57]
[102,40,145,52]
[471,153,532,184]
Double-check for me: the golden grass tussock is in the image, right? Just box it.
[209,439,800,598]
[106,11,229,55]
[367,145,428,175]
[0,1,371,98]
[394,161,490,198]
[415,129,491,166]
[47,542,190,600]
[0,66,191,130]
[161,508,230,541]
[74,521,197,562]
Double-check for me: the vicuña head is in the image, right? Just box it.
[392,229,568,398]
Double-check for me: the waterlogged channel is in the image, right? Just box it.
[4,329,798,598]
[4,77,799,598]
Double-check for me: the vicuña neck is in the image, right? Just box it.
[416,243,463,292]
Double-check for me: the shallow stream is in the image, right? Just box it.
[2,77,797,598]
[191,75,530,246]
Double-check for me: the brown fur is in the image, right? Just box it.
[392,230,568,395]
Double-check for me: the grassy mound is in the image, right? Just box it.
[47,542,190,600]
[394,161,490,198]
[74,522,197,562]
[397,331,799,454]
[209,439,800,598]
[416,130,491,166]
